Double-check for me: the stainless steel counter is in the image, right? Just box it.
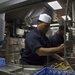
[0,64,43,75]
[0,64,22,75]
[13,65,43,75]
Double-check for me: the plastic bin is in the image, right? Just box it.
[34,67,75,75]
[0,58,6,67]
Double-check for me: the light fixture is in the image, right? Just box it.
[61,15,71,20]
[50,27,58,30]
[16,28,24,35]
[32,23,60,27]
[32,25,37,27]
[48,1,62,10]
[50,23,59,26]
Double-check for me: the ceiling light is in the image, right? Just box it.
[61,15,71,20]
[48,1,62,10]
[32,23,59,27]
[50,23,59,26]
[50,27,58,30]
[16,28,24,35]
[32,25,37,27]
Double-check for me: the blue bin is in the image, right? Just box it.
[34,67,75,75]
[34,67,57,75]
[0,58,6,67]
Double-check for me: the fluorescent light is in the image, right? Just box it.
[50,27,58,29]
[48,1,62,10]
[33,23,59,27]
[16,28,24,35]
[32,25,37,27]
[50,23,59,26]
[61,15,71,20]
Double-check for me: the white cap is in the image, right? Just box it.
[39,13,51,23]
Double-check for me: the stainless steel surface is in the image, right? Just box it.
[0,64,43,75]
[12,65,43,75]
[0,64,22,75]
[0,64,22,72]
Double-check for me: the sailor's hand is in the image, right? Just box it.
[59,44,64,51]
[59,57,64,62]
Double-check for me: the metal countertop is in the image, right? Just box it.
[0,64,43,75]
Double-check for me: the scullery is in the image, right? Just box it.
[0,0,75,75]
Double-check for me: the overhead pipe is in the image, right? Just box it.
[0,0,49,13]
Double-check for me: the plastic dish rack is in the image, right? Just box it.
[0,58,6,67]
[34,67,75,75]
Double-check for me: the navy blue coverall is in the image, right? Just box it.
[20,28,50,65]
